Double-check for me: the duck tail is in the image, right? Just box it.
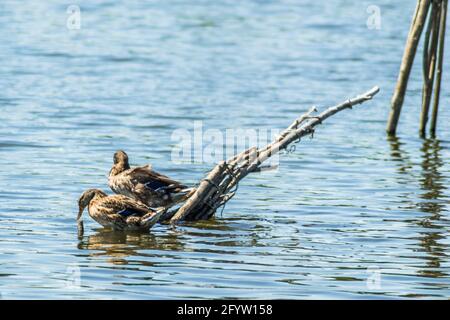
[170,187,196,203]
[140,207,167,229]
[180,187,196,195]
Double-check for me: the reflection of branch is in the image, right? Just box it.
[169,86,380,223]
[387,136,413,174]
[417,138,446,276]
[419,139,445,207]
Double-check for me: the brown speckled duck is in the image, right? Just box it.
[108,150,195,208]
[77,189,165,231]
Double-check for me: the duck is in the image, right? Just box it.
[108,150,195,208]
[77,189,165,231]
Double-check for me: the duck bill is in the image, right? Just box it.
[77,205,85,221]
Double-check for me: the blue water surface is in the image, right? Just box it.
[0,0,449,299]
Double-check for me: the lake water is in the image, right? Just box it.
[0,0,449,299]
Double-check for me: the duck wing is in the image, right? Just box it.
[127,165,187,191]
[99,195,151,218]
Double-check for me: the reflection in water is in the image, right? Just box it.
[76,218,254,264]
[419,139,446,214]
[387,136,412,174]
[388,137,448,279]
[78,228,186,265]
[417,139,447,278]
[76,216,289,271]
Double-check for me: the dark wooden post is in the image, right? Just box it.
[419,0,442,136]
[430,0,448,136]
[387,0,431,135]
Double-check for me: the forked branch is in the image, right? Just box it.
[167,86,380,224]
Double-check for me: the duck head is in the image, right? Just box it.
[77,189,106,221]
[110,150,131,176]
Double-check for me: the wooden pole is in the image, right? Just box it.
[419,1,442,137]
[387,0,431,135]
[430,0,447,136]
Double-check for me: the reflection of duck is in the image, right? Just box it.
[77,189,165,231]
[108,150,195,208]
[77,228,186,264]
